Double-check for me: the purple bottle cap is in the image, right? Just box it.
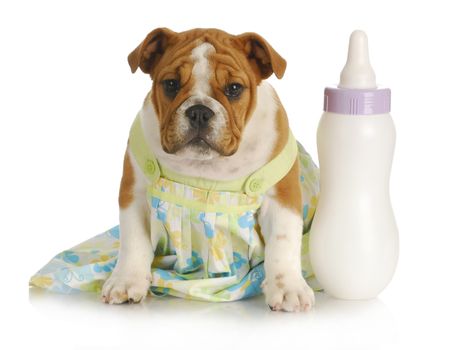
[323,87,391,115]
[325,31,391,115]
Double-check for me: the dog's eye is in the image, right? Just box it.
[224,83,243,99]
[162,79,180,98]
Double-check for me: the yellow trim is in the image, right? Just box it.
[147,187,261,214]
[160,165,247,192]
[129,113,160,182]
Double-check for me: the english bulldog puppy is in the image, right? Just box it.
[101,28,315,312]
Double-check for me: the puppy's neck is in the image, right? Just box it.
[141,82,284,181]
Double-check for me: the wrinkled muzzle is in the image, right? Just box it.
[162,95,234,157]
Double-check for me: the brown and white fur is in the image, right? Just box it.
[101,28,315,312]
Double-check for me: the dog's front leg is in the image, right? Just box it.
[258,159,315,312]
[102,150,153,304]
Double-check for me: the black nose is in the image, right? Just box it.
[185,104,214,128]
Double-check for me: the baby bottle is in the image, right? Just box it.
[309,30,399,300]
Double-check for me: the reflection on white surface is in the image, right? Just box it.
[28,288,398,350]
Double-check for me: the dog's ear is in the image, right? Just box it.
[128,27,176,76]
[235,32,287,80]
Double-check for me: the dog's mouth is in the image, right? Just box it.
[184,136,216,156]
[187,137,211,150]
[166,133,225,160]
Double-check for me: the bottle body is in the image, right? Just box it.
[309,112,399,300]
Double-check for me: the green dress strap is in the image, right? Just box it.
[128,113,161,182]
[244,131,298,196]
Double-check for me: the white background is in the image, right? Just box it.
[1,0,448,349]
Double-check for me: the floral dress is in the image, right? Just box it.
[30,113,321,301]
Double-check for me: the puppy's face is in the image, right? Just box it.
[128,28,286,160]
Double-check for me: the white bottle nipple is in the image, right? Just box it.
[338,30,377,89]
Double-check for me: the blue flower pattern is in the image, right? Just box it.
[230,252,247,273]
[62,251,79,264]
[303,204,309,221]
[107,225,120,240]
[238,211,255,229]
[199,212,215,238]
[93,260,117,273]
[186,251,203,270]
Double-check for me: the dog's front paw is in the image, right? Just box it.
[101,272,151,304]
[262,273,315,312]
